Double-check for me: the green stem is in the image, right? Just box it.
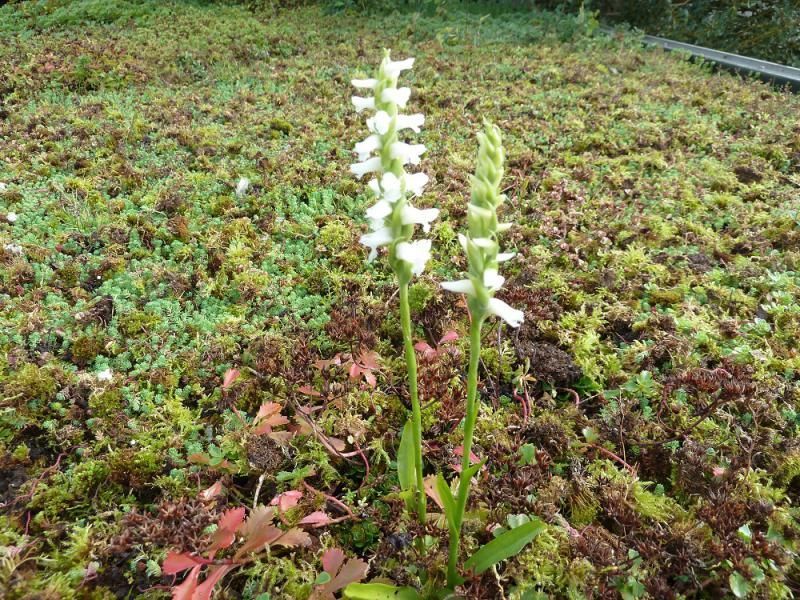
[447,313,483,588]
[398,281,426,523]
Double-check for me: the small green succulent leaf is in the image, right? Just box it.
[343,582,422,599]
[314,571,332,586]
[464,518,545,575]
[729,571,750,598]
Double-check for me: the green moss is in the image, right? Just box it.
[7,364,58,404]
[316,220,353,253]
[1,0,799,595]
[269,118,294,135]
[69,333,104,367]
[408,281,435,314]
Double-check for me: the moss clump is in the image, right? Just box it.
[316,220,353,253]
[68,334,104,367]
[269,118,293,135]
[649,288,684,306]
[7,364,59,404]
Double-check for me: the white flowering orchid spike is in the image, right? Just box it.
[347,51,439,524]
[441,121,523,328]
[349,50,437,279]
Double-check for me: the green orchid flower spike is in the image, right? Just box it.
[440,120,524,587]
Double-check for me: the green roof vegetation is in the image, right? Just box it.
[1,1,799,597]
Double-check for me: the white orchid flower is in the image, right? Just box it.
[366,200,393,221]
[487,298,525,328]
[352,96,376,113]
[405,172,429,197]
[441,279,476,295]
[384,57,414,78]
[367,111,391,135]
[396,240,431,276]
[401,205,439,232]
[483,269,505,291]
[354,134,381,161]
[397,114,425,133]
[352,78,378,89]
[390,142,426,165]
[360,227,394,261]
[382,87,411,107]
[350,156,382,179]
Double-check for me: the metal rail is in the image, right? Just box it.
[641,34,800,91]
[602,26,800,92]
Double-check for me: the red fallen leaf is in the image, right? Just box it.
[234,506,281,558]
[222,368,240,389]
[188,453,211,465]
[199,480,224,502]
[235,524,284,558]
[219,507,247,532]
[268,430,294,443]
[439,330,459,344]
[321,548,345,576]
[453,446,480,464]
[326,436,347,452]
[358,351,380,370]
[414,341,434,353]
[194,564,235,600]
[348,362,360,380]
[298,385,322,397]
[423,475,444,510]
[327,557,368,592]
[253,403,290,435]
[171,565,201,600]
[255,402,282,422]
[270,490,303,512]
[363,370,376,388]
[273,527,312,548]
[209,507,246,552]
[163,552,202,575]
[314,355,342,370]
[299,511,333,527]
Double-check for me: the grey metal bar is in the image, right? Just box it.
[640,33,800,92]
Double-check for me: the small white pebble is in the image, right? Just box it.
[6,212,17,223]
[235,177,250,197]
[4,243,22,255]
[0,183,7,191]
[97,368,113,382]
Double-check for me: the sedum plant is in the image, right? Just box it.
[349,51,439,522]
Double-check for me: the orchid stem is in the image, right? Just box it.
[447,313,483,587]
[399,280,427,523]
